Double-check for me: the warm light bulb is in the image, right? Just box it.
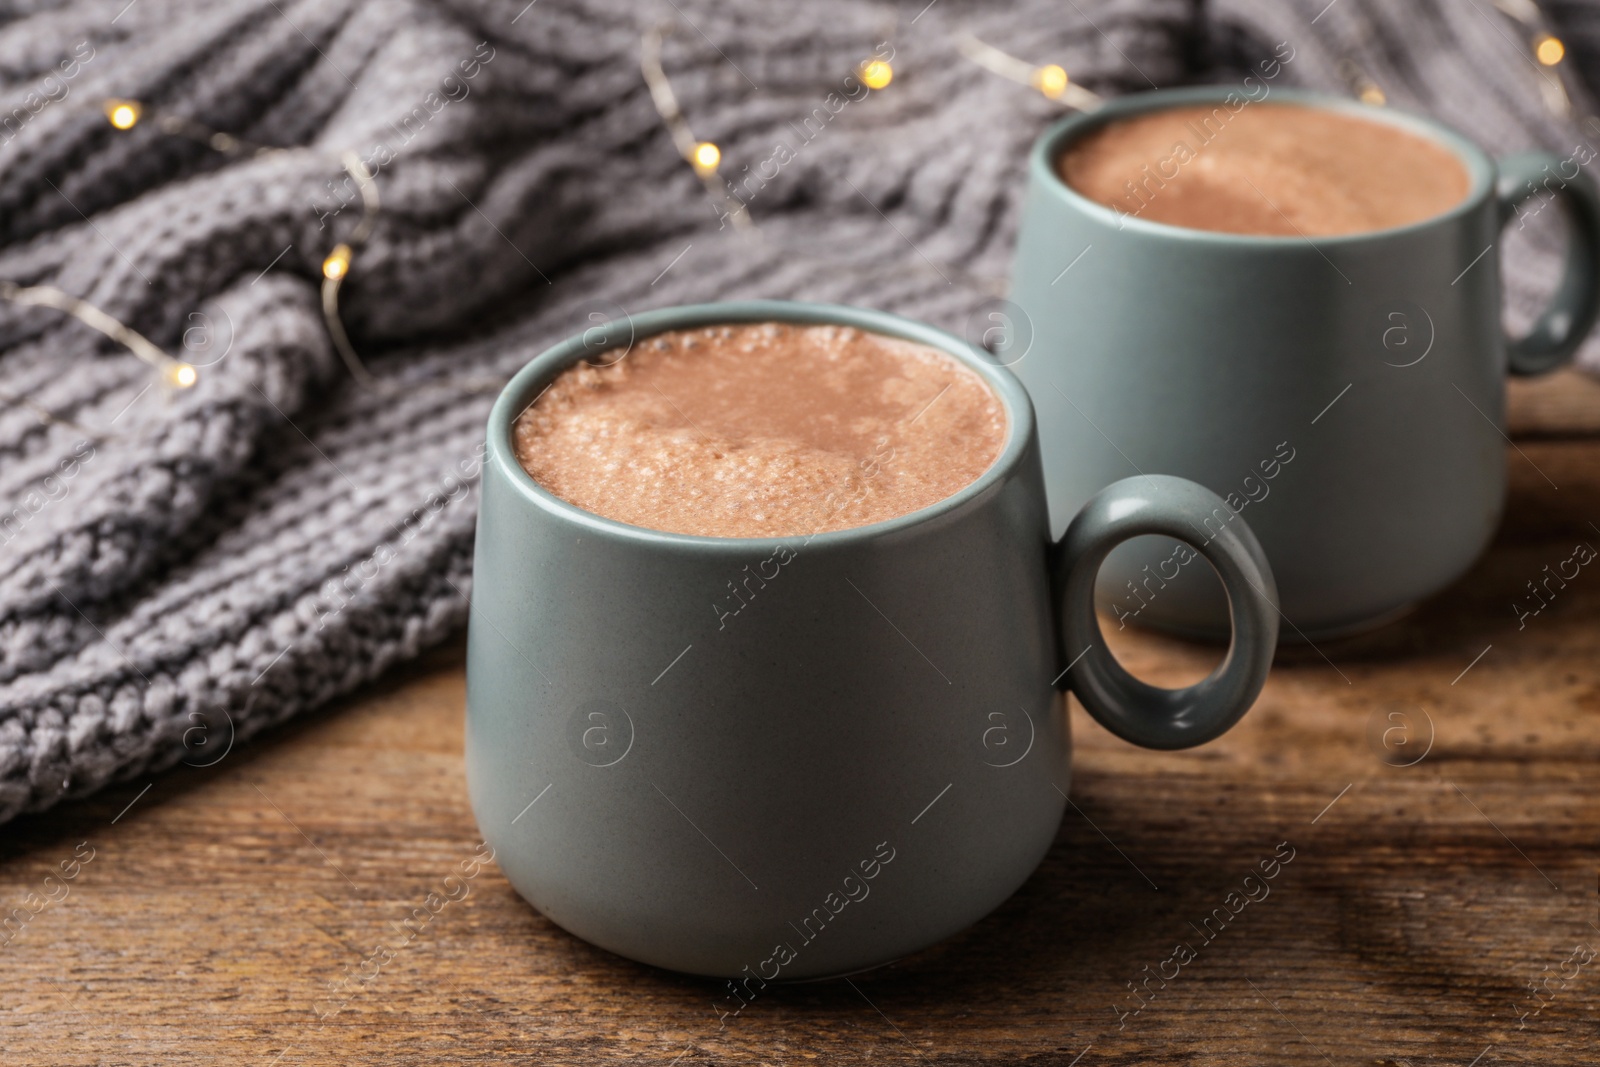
[167,362,198,388]
[1536,34,1565,66]
[691,141,721,175]
[1359,85,1386,106]
[322,245,351,281]
[1032,64,1069,100]
[860,59,893,90]
[105,100,141,130]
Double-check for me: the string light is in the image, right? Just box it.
[104,96,280,160]
[96,98,381,387]
[860,59,894,90]
[1492,0,1571,115]
[691,141,721,176]
[105,99,140,130]
[0,280,197,391]
[1334,59,1386,107]
[3,93,508,436]
[1030,64,1069,100]
[322,245,351,281]
[636,26,1013,294]
[146,112,276,158]
[0,385,101,436]
[318,152,379,388]
[640,24,752,229]
[96,100,501,398]
[955,33,1102,110]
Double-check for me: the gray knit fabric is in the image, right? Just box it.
[0,0,1596,825]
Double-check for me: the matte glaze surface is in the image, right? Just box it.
[1010,87,1600,638]
[466,302,1277,978]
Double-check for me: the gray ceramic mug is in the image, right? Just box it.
[466,301,1278,979]
[1008,87,1600,639]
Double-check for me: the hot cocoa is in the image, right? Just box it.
[1058,102,1472,237]
[514,322,1007,538]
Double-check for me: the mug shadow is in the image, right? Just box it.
[1281,448,1600,666]
[522,802,1182,1026]
[495,766,1543,1067]
[731,810,1547,1057]
[1133,447,1600,669]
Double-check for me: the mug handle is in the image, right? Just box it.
[1051,475,1279,750]
[1495,151,1600,377]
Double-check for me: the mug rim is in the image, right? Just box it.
[485,300,1036,552]
[1031,86,1497,246]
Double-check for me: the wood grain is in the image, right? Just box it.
[2,442,1598,1066]
[1508,367,1600,437]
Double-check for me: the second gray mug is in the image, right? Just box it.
[1009,87,1600,639]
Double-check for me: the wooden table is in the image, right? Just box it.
[2,376,1597,1066]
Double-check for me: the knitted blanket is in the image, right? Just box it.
[1,0,1595,825]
